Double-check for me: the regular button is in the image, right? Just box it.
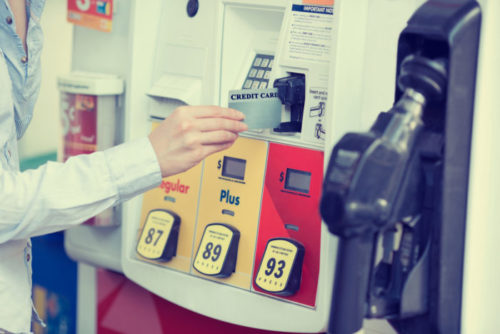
[26,253,30,262]
[6,16,12,24]
[20,56,27,63]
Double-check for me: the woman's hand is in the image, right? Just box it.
[148,106,247,177]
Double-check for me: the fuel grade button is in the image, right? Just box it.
[136,209,180,261]
[193,223,240,278]
[255,238,305,296]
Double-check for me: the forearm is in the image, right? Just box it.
[0,138,161,242]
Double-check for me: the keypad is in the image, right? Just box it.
[242,54,275,90]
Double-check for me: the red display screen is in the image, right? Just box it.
[285,168,311,194]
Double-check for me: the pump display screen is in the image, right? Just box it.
[222,156,246,180]
[285,168,311,194]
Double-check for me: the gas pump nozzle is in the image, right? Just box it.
[320,55,447,334]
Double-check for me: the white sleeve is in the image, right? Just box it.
[0,137,162,242]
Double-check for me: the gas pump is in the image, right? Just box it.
[116,0,432,332]
[121,0,335,332]
[320,1,481,333]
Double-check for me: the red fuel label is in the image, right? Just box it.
[252,143,324,307]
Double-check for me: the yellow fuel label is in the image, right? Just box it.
[193,224,239,276]
[136,121,203,271]
[137,210,175,260]
[193,137,268,288]
[255,239,300,293]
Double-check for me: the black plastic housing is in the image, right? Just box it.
[391,2,481,333]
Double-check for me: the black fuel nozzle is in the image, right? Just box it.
[273,74,305,133]
[398,55,447,103]
[320,55,447,334]
[321,55,447,238]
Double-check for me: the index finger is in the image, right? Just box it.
[192,106,245,120]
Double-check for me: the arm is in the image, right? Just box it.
[0,137,158,242]
[0,106,247,242]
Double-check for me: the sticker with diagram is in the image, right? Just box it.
[307,87,328,141]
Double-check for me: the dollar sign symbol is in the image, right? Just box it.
[217,159,222,169]
[279,171,284,182]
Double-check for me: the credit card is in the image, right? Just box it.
[228,88,282,129]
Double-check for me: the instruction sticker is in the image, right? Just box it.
[284,4,334,64]
[228,88,282,130]
[307,87,328,140]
